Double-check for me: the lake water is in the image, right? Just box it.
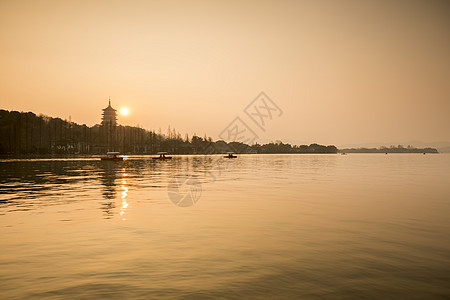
[1,154,450,299]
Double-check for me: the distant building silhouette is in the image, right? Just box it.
[101,98,117,152]
[101,98,117,127]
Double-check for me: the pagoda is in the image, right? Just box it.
[101,98,117,127]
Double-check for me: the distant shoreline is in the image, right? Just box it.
[339,147,438,154]
[0,109,439,156]
[0,152,441,160]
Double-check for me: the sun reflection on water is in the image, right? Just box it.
[120,167,128,220]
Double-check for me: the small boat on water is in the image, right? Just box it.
[225,152,237,158]
[153,152,172,160]
[101,152,124,161]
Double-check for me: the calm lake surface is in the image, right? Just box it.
[1,154,450,299]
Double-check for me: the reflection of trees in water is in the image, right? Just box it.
[100,201,116,218]
[0,160,94,186]
[0,157,222,215]
[98,160,163,219]
[99,161,121,219]
[0,160,98,209]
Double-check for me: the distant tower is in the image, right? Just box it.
[101,98,117,152]
[102,98,117,127]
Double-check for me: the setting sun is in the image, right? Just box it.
[120,107,129,116]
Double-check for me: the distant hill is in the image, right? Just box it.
[437,146,450,153]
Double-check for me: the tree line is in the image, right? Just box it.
[0,109,338,155]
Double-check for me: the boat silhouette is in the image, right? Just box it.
[153,152,172,160]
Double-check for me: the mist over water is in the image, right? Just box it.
[1,154,450,299]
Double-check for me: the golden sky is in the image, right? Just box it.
[1,0,449,146]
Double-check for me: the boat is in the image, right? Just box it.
[224,152,237,158]
[153,152,172,160]
[101,152,124,161]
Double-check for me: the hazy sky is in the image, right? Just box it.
[1,0,449,146]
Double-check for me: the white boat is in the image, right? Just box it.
[101,152,124,161]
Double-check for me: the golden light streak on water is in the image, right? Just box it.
[120,168,128,221]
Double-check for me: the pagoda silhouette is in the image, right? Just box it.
[102,98,117,127]
[101,98,118,152]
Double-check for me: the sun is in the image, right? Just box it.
[120,107,129,116]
